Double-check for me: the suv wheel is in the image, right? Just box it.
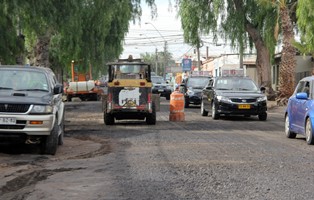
[285,114,296,138]
[41,119,59,155]
[258,112,267,121]
[306,118,314,145]
[58,113,65,145]
[211,103,219,120]
[104,112,115,125]
[201,101,208,116]
[146,103,156,125]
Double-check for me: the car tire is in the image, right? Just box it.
[58,113,65,146]
[41,118,59,155]
[258,112,267,121]
[211,102,219,120]
[104,112,115,125]
[184,98,189,108]
[285,114,296,138]
[201,100,208,116]
[146,103,156,125]
[305,118,314,145]
[166,94,170,100]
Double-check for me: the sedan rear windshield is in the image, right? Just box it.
[187,77,210,88]
[215,78,258,91]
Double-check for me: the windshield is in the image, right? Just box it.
[0,69,49,91]
[151,76,166,84]
[187,77,210,88]
[215,78,258,91]
[113,64,148,79]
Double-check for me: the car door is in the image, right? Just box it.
[202,79,213,109]
[50,73,65,125]
[292,81,309,133]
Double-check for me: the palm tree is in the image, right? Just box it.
[262,0,297,105]
[277,0,297,105]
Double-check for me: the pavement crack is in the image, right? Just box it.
[0,167,85,196]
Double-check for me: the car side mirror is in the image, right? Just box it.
[296,92,308,99]
[54,84,63,94]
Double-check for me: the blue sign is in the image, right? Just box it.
[182,58,192,71]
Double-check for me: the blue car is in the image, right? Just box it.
[285,76,314,145]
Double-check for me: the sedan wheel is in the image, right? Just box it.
[211,103,219,120]
[305,118,314,145]
[201,101,208,116]
[285,114,296,138]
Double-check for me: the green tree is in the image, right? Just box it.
[0,0,157,79]
[140,50,175,77]
[296,0,314,56]
[260,0,297,105]
[178,0,278,97]
[0,0,25,64]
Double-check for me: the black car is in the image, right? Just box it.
[180,76,212,108]
[151,76,173,100]
[201,76,267,120]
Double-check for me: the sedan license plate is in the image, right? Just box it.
[158,89,164,92]
[238,104,250,109]
[0,117,16,125]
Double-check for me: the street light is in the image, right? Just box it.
[145,22,167,42]
[145,22,167,76]
[140,33,159,75]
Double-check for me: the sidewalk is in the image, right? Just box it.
[267,100,280,109]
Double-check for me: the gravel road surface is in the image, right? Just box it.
[0,98,313,200]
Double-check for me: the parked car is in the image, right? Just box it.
[285,76,314,144]
[151,75,173,100]
[180,75,212,108]
[0,65,65,155]
[201,76,267,120]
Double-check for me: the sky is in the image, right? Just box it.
[121,0,233,61]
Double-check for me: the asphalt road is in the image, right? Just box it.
[0,98,314,200]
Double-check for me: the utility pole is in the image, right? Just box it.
[163,41,168,77]
[155,48,158,75]
[197,43,201,72]
[145,22,167,77]
[197,39,203,72]
[139,33,159,75]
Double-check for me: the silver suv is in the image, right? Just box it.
[0,66,65,155]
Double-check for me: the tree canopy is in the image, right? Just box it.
[0,0,156,77]
[178,0,278,94]
[296,0,314,55]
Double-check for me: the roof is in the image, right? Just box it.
[107,56,149,65]
[0,65,53,74]
[300,75,314,82]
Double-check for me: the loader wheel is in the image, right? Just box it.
[104,112,114,125]
[146,103,156,125]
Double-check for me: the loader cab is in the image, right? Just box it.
[103,56,156,125]
[108,56,151,82]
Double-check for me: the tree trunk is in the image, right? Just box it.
[277,6,296,105]
[245,22,276,100]
[34,35,51,68]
